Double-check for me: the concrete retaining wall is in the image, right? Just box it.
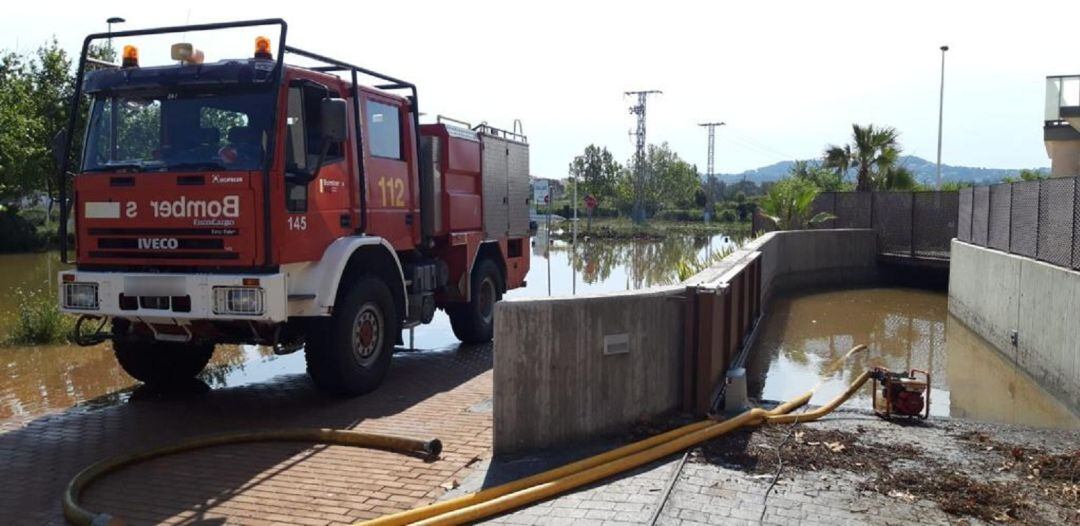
[493,229,879,454]
[493,287,685,455]
[684,229,878,299]
[949,240,1080,412]
[751,229,878,303]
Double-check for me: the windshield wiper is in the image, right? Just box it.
[164,161,229,172]
[82,162,147,173]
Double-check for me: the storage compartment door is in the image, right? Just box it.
[481,137,509,237]
[507,142,531,237]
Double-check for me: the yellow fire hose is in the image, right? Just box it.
[62,428,441,526]
[361,344,870,526]
[362,390,813,526]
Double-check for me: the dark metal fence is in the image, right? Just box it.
[752,191,959,259]
[958,177,1080,270]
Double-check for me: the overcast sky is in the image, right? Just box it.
[4,1,1077,179]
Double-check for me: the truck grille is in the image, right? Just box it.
[87,228,240,260]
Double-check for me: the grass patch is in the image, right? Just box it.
[6,287,74,345]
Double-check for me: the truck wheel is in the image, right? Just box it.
[449,258,503,344]
[114,339,214,385]
[305,276,398,396]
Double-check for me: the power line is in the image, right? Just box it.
[727,129,799,161]
[626,90,661,223]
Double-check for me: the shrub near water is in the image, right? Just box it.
[6,287,74,345]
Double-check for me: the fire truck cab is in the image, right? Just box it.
[56,19,531,395]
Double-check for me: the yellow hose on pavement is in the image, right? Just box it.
[366,346,871,526]
[63,428,441,526]
[361,391,812,526]
[412,409,771,526]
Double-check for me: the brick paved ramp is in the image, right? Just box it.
[0,345,493,526]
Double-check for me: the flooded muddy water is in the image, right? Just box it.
[0,231,734,417]
[748,287,1079,428]
[6,241,1071,429]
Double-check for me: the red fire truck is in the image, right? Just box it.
[56,19,531,395]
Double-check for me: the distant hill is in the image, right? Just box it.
[716,156,1048,185]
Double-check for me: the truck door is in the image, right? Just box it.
[363,97,415,250]
[278,80,352,263]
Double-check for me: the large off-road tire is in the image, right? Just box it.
[113,338,214,385]
[305,276,398,396]
[448,258,503,344]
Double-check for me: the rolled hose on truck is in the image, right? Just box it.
[63,345,868,526]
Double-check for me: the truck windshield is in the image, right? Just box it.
[81,88,274,173]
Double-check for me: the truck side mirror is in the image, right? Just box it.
[321,98,347,142]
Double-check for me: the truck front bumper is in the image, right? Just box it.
[58,271,288,323]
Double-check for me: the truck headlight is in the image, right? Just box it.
[213,287,264,315]
[63,282,99,310]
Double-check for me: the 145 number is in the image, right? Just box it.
[287,216,307,231]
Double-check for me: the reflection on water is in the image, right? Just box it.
[749,287,1078,428]
[0,342,278,418]
[0,232,733,418]
[412,230,733,348]
[519,228,734,296]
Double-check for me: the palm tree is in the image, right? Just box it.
[822,144,852,182]
[822,124,900,191]
[758,178,835,230]
[880,164,918,191]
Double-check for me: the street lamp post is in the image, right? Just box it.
[935,45,949,190]
[107,17,126,48]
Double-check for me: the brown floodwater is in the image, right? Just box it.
[3,248,1073,429]
[0,234,734,419]
[748,287,1080,428]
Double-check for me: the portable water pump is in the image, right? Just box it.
[870,367,930,419]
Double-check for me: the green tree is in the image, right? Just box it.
[790,159,849,191]
[1006,169,1046,182]
[635,142,700,213]
[28,40,75,218]
[730,191,755,222]
[568,144,622,202]
[940,181,973,191]
[823,124,900,191]
[0,51,43,208]
[613,142,696,216]
[880,164,919,190]
[758,177,834,230]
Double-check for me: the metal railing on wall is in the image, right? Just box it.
[957,177,1080,269]
[752,191,959,259]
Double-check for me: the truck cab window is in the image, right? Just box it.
[367,100,401,159]
[285,82,344,212]
[82,89,270,173]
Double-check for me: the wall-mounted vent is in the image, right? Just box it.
[603,333,630,356]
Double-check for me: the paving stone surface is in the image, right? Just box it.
[4,340,1077,526]
[0,345,494,526]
